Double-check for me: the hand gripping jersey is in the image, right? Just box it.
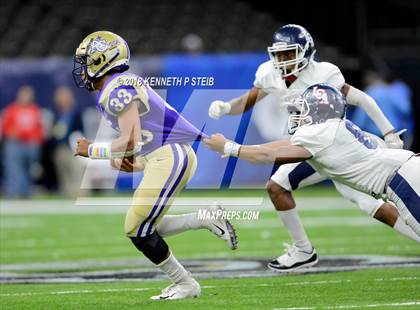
[96,72,206,155]
[253,60,345,108]
[290,119,413,197]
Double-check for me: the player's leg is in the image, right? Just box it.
[386,156,420,237]
[156,202,238,250]
[125,143,200,300]
[153,145,237,249]
[267,161,325,271]
[333,181,419,242]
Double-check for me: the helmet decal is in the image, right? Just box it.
[287,84,347,134]
[73,31,130,91]
[88,36,108,54]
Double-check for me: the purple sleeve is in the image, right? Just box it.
[107,85,138,115]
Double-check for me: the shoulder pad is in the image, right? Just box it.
[101,74,148,116]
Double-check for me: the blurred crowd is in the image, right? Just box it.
[351,71,414,146]
[0,73,415,199]
[0,85,86,198]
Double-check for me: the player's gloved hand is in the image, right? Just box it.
[384,130,405,149]
[208,100,231,119]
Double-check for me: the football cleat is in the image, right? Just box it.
[268,243,318,272]
[150,279,201,300]
[205,203,238,250]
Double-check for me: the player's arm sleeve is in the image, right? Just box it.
[228,87,268,114]
[253,65,265,89]
[253,61,272,89]
[344,84,394,136]
[325,64,346,89]
[290,124,333,156]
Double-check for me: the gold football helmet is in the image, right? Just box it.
[73,31,130,91]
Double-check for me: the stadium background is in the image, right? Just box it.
[0,0,419,192]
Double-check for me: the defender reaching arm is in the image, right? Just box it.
[204,133,311,165]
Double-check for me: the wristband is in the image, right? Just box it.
[223,141,241,157]
[88,143,111,159]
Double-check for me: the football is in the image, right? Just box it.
[124,154,135,164]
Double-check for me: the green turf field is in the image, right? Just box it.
[1,268,419,309]
[1,188,419,308]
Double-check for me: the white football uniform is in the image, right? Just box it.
[254,60,387,217]
[254,60,345,107]
[290,119,420,235]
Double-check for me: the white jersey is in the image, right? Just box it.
[253,60,345,108]
[290,119,414,197]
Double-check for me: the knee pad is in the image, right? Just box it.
[359,199,385,218]
[130,231,169,264]
[270,172,292,192]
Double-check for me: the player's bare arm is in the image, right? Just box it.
[341,83,403,148]
[110,100,144,172]
[75,100,145,172]
[112,100,141,154]
[208,87,268,119]
[204,133,311,165]
[227,87,268,114]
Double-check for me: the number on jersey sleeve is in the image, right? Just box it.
[105,85,139,116]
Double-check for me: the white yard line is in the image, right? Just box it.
[0,287,154,297]
[275,302,420,309]
[239,217,377,228]
[375,276,419,281]
[0,278,420,310]
[0,281,348,297]
[324,302,420,309]
[0,197,354,214]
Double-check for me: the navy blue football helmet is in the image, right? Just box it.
[268,24,316,78]
[287,84,347,134]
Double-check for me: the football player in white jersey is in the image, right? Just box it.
[208,24,419,271]
[204,83,420,246]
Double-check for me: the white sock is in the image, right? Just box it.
[156,213,204,237]
[393,216,420,242]
[158,251,193,284]
[278,208,312,252]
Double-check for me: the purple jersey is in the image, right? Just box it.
[96,72,206,155]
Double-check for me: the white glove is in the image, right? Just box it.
[208,100,231,119]
[384,130,405,149]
